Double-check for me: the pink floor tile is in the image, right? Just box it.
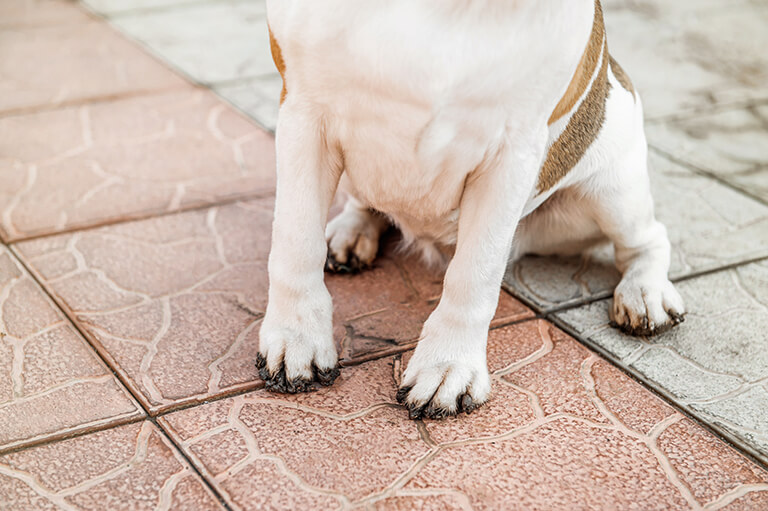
[0,89,275,241]
[160,320,768,510]
[14,199,532,414]
[0,421,224,510]
[0,246,143,454]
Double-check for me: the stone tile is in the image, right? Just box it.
[504,152,768,312]
[556,260,768,464]
[647,105,768,204]
[0,18,186,115]
[604,0,768,120]
[14,200,531,413]
[162,321,768,509]
[0,421,224,510]
[109,0,271,85]
[0,0,93,28]
[0,246,142,454]
[0,89,276,241]
[82,0,216,16]
[214,73,282,133]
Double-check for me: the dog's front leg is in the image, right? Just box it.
[397,140,542,419]
[257,103,343,393]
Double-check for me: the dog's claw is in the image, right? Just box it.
[324,250,367,274]
[397,386,483,420]
[256,353,339,393]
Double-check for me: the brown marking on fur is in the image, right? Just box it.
[548,0,606,125]
[269,27,287,104]
[537,39,611,193]
[609,55,635,96]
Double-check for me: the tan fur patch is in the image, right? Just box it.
[537,39,611,193]
[548,0,606,125]
[610,56,635,96]
[269,27,287,104]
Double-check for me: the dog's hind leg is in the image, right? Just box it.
[325,186,389,273]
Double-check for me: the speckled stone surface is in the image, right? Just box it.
[0,421,224,510]
[14,199,531,414]
[161,321,768,510]
[0,89,276,242]
[0,245,142,454]
[556,260,768,464]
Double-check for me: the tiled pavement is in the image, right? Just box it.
[1,0,767,509]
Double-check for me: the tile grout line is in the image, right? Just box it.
[650,145,768,207]
[547,311,768,471]
[4,245,236,511]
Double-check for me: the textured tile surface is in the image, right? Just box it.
[0,246,142,454]
[604,0,768,120]
[647,105,768,204]
[0,16,186,115]
[14,199,531,413]
[0,421,224,510]
[556,260,768,464]
[161,320,768,510]
[109,0,270,85]
[0,89,276,241]
[504,152,768,311]
[214,74,281,133]
[0,0,93,28]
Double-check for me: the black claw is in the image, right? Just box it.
[395,386,411,404]
[458,393,474,413]
[407,403,425,420]
[613,311,686,338]
[325,249,368,274]
[256,356,340,394]
[314,364,341,386]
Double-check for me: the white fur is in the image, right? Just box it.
[260,0,684,412]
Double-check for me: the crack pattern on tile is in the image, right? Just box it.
[0,90,276,241]
[556,260,768,464]
[159,321,768,510]
[0,421,224,510]
[14,199,531,414]
[0,245,142,454]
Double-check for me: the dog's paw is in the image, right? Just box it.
[324,208,385,274]
[611,277,685,336]
[257,319,339,394]
[396,348,490,420]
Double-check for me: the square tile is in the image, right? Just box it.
[109,0,271,85]
[604,0,768,119]
[0,0,93,28]
[0,89,276,241]
[647,105,768,204]
[0,246,142,455]
[504,152,768,312]
[555,260,768,464]
[0,19,186,115]
[161,320,768,509]
[15,199,531,414]
[0,421,224,510]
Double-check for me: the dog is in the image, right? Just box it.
[256,0,685,419]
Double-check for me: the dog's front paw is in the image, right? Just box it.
[257,314,339,394]
[397,344,490,420]
[611,276,685,336]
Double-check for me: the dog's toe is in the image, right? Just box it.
[611,278,685,337]
[256,353,339,394]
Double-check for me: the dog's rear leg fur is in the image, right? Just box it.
[325,192,389,273]
[258,103,343,392]
[589,138,685,336]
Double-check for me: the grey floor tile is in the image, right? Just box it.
[604,0,768,120]
[554,260,768,463]
[647,105,768,204]
[107,0,271,85]
[504,152,768,312]
[214,73,281,132]
[82,0,215,15]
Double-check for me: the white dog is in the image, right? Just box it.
[256,0,685,419]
